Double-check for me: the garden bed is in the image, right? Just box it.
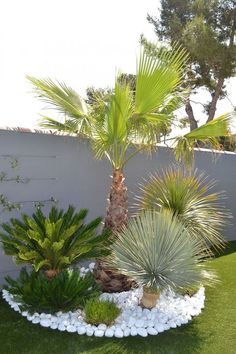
[2,263,205,338]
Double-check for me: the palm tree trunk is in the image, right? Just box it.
[94,169,134,292]
[104,169,128,232]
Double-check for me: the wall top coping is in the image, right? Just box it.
[0,126,236,156]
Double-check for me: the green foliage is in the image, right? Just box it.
[84,298,121,326]
[0,205,111,272]
[107,210,215,292]
[27,45,232,169]
[5,268,99,313]
[148,0,236,85]
[147,0,236,125]
[27,45,190,170]
[137,167,230,252]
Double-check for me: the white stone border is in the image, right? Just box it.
[2,263,205,338]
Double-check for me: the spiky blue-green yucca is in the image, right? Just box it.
[108,210,214,292]
[137,167,231,253]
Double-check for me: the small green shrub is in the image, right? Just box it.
[0,205,111,275]
[5,268,100,313]
[84,299,121,326]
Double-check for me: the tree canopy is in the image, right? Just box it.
[147,0,236,130]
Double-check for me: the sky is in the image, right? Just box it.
[0,0,235,130]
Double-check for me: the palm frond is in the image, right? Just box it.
[135,44,189,115]
[174,112,233,163]
[27,76,89,134]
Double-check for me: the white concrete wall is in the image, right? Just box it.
[0,130,235,284]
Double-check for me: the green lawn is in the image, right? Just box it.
[0,242,236,354]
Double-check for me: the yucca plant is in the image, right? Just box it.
[136,167,230,253]
[27,44,232,292]
[5,268,99,313]
[0,205,110,279]
[107,210,215,308]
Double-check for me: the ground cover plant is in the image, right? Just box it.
[84,299,121,326]
[0,205,110,279]
[0,242,235,354]
[5,268,99,314]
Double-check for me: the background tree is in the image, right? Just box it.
[147,0,236,130]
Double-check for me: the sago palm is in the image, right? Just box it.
[27,44,231,291]
[0,205,110,279]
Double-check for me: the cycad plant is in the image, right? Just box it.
[107,210,214,308]
[5,268,99,313]
[27,44,231,291]
[0,205,110,279]
[136,167,230,253]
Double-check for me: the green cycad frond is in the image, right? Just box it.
[107,210,214,291]
[174,112,233,163]
[6,268,99,313]
[136,167,230,252]
[0,205,111,272]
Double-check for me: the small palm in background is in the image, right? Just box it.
[136,167,231,254]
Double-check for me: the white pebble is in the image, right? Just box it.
[123,327,130,337]
[147,327,158,335]
[137,328,148,337]
[40,319,51,328]
[58,324,66,331]
[32,317,40,324]
[77,326,86,335]
[135,319,144,328]
[155,324,165,333]
[97,324,107,331]
[114,328,124,338]
[130,327,138,336]
[86,327,94,336]
[67,325,77,333]
[94,329,104,337]
[50,323,58,330]
[105,328,114,337]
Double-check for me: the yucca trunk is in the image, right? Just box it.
[94,169,134,293]
[140,287,160,309]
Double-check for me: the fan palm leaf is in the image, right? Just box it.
[174,112,233,163]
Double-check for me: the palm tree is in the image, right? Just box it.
[27,45,231,292]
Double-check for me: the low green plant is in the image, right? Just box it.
[5,268,99,313]
[136,167,230,253]
[84,298,121,326]
[107,210,215,293]
[0,205,111,277]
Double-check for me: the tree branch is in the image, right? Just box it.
[207,77,224,122]
[185,98,198,131]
